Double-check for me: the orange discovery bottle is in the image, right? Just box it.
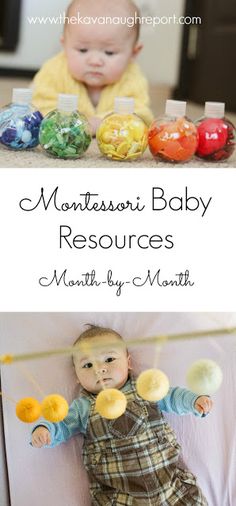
[148,100,198,163]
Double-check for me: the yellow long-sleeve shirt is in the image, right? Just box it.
[32,52,154,125]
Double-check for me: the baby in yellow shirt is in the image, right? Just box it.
[32,0,153,134]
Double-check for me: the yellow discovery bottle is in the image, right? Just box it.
[96,97,148,161]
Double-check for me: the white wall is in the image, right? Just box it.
[0,392,10,506]
[0,0,69,69]
[136,0,185,86]
[0,0,185,86]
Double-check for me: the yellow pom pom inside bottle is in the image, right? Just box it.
[96,97,148,161]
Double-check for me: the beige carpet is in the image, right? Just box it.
[0,77,235,168]
[0,139,235,168]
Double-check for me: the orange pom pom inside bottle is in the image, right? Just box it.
[148,100,198,163]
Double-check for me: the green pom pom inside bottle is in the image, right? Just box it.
[39,94,92,159]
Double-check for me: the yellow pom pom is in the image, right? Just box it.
[41,394,69,422]
[16,397,41,423]
[136,369,170,401]
[95,389,127,419]
[0,354,13,364]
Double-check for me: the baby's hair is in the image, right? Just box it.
[65,0,141,42]
[72,324,124,365]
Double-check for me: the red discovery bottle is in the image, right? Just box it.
[195,102,235,162]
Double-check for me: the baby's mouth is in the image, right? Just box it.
[97,377,111,384]
[87,71,103,77]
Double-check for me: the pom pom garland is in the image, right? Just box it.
[1,327,229,422]
[14,356,223,423]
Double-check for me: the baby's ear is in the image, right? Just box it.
[131,43,143,60]
[60,34,65,46]
[127,354,132,370]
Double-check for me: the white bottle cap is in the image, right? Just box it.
[12,88,32,105]
[57,94,78,113]
[114,97,135,114]
[165,99,186,118]
[204,102,225,118]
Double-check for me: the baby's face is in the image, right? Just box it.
[62,18,139,88]
[73,334,130,394]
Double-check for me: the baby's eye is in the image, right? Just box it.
[79,48,88,53]
[105,357,115,363]
[83,362,93,368]
[105,51,115,56]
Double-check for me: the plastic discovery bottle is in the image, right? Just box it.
[96,97,148,161]
[39,94,92,159]
[195,102,235,161]
[0,88,43,150]
[148,100,198,163]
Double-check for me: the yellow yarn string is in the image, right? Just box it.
[15,364,46,399]
[0,326,235,365]
[0,391,17,404]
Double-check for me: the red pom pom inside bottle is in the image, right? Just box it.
[195,103,235,161]
[196,118,235,161]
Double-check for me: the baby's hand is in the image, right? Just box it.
[31,426,51,448]
[88,116,102,136]
[194,396,213,416]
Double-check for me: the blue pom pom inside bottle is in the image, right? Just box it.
[0,88,43,150]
